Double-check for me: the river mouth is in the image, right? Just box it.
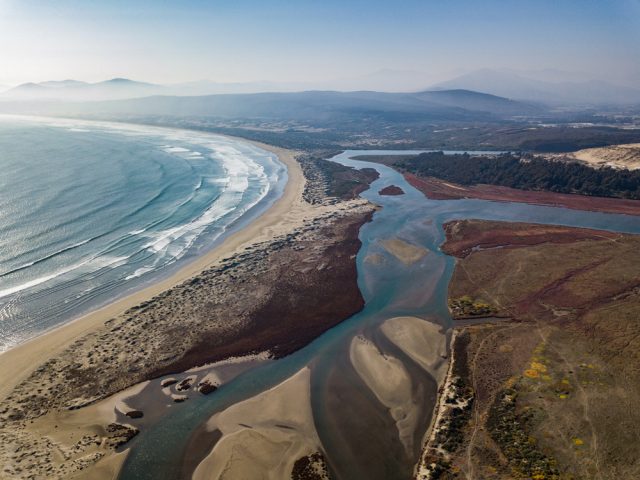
[119,150,640,480]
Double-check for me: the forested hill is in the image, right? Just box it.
[363,152,640,200]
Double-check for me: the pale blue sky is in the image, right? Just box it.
[1,0,639,87]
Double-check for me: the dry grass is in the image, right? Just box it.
[434,220,640,480]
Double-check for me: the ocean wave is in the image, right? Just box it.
[0,254,130,299]
[0,117,284,350]
[0,238,94,278]
[125,266,155,281]
[139,142,271,264]
[163,146,191,153]
[207,177,230,185]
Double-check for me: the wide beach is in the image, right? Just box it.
[0,130,380,480]
[0,140,303,401]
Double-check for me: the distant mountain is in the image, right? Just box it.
[164,79,310,96]
[414,89,544,116]
[105,89,545,121]
[0,89,546,122]
[323,69,440,93]
[1,78,164,101]
[431,69,640,105]
[0,69,449,101]
[39,79,89,89]
[166,69,441,95]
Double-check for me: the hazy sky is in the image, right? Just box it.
[1,0,639,87]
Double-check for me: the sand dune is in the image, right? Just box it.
[571,143,640,170]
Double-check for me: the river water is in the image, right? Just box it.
[119,150,640,480]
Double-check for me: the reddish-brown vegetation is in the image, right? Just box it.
[406,174,640,216]
[378,185,405,196]
[434,219,640,479]
[149,211,373,378]
[441,219,620,258]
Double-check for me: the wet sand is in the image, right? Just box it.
[350,335,417,453]
[380,238,428,265]
[192,368,321,480]
[380,316,448,379]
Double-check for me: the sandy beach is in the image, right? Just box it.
[0,133,379,479]
[192,367,326,480]
[350,335,417,453]
[0,140,302,401]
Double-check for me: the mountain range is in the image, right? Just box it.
[1,78,164,101]
[0,88,544,123]
[431,69,640,105]
[3,69,639,106]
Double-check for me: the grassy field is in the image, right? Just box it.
[429,220,640,480]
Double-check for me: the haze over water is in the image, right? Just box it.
[0,116,285,352]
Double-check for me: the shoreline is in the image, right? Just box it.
[0,130,380,480]
[414,330,457,480]
[0,136,303,403]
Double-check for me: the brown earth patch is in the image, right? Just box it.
[441,219,620,259]
[406,174,640,216]
[149,211,372,377]
[423,219,640,479]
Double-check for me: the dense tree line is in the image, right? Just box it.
[397,152,640,199]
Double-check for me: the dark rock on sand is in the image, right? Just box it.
[198,381,217,395]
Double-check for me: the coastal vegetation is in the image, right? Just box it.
[360,151,640,199]
[431,219,640,479]
[448,296,497,318]
[298,154,379,204]
[378,185,405,195]
[487,387,560,479]
[416,332,474,480]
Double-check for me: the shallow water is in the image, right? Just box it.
[0,116,285,351]
[119,149,640,480]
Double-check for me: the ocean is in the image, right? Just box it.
[0,116,286,352]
